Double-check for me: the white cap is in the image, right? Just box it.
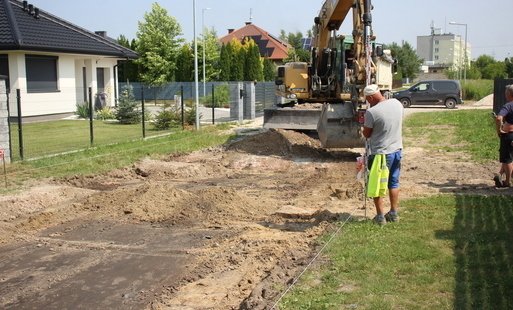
[363,84,379,96]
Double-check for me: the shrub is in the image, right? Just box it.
[76,102,91,119]
[116,85,142,124]
[153,105,181,130]
[203,84,230,108]
[95,107,116,120]
[461,79,493,101]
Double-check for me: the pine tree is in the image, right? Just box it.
[263,57,276,81]
[115,85,141,124]
[219,43,232,81]
[230,38,245,81]
[244,39,263,82]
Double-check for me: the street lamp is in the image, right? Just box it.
[193,0,200,130]
[202,8,211,98]
[449,21,468,81]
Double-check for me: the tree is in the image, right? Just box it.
[175,44,194,82]
[244,38,263,81]
[219,43,233,81]
[116,85,141,124]
[136,3,184,85]
[200,27,221,82]
[280,30,310,63]
[473,55,496,71]
[481,62,507,79]
[116,35,140,82]
[386,41,422,80]
[230,38,245,81]
[506,57,513,78]
[263,56,276,81]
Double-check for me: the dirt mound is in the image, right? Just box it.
[227,128,324,158]
[80,182,260,225]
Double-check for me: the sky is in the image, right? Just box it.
[29,0,513,61]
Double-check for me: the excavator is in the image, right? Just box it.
[266,0,394,148]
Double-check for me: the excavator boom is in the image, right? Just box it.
[266,0,394,148]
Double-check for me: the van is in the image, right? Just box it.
[393,80,462,109]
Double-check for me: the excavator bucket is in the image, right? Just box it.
[263,107,321,130]
[317,103,366,148]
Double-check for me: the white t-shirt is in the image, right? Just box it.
[363,98,403,155]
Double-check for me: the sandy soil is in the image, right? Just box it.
[0,96,505,310]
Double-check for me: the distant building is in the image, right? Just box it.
[417,24,471,76]
[219,22,291,65]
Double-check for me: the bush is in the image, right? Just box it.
[203,83,230,108]
[153,105,181,130]
[461,79,493,101]
[116,85,142,124]
[75,102,91,119]
[95,107,116,120]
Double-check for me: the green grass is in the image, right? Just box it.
[280,195,513,310]
[9,120,188,161]
[403,109,496,162]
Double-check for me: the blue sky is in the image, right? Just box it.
[30,0,512,61]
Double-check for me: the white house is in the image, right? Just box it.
[0,0,139,117]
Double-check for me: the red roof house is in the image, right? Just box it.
[219,22,291,64]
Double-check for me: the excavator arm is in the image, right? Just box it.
[267,0,393,148]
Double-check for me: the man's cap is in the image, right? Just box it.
[363,84,379,96]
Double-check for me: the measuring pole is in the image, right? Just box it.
[362,0,373,216]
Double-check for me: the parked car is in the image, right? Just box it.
[393,80,462,109]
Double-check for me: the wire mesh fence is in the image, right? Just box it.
[6,82,279,161]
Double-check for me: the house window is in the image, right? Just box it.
[434,48,439,52]
[25,55,58,92]
[435,40,439,45]
[435,55,439,60]
[0,54,9,89]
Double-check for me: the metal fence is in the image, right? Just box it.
[7,81,280,161]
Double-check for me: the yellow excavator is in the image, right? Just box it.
[266,0,394,148]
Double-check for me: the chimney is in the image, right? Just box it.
[228,29,234,34]
[22,1,28,11]
[95,31,107,39]
[28,4,33,14]
[245,22,252,25]
[34,8,39,18]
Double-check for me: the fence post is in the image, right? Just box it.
[230,82,244,123]
[16,89,23,160]
[141,86,146,138]
[181,84,185,130]
[88,87,93,145]
[243,82,255,120]
[211,84,215,124]
[0,77,11,164]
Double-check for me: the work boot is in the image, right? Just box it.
[494,175,503,188]
[373,215,387,226]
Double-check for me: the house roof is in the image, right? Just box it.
[219,22,290,60]
[0,0,139,59]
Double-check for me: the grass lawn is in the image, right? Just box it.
[9,120,181,161]
[279,195,513,309]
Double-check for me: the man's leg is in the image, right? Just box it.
[389,188,399,211]
[374,196,384,214]
[505,163,513,185]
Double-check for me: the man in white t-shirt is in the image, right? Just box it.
[362,84,404,226]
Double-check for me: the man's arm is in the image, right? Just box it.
[496,115,505,137]
[362,126,373,138]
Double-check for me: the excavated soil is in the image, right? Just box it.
[0,97,505,310]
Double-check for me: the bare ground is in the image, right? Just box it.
[0,96,505,310]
